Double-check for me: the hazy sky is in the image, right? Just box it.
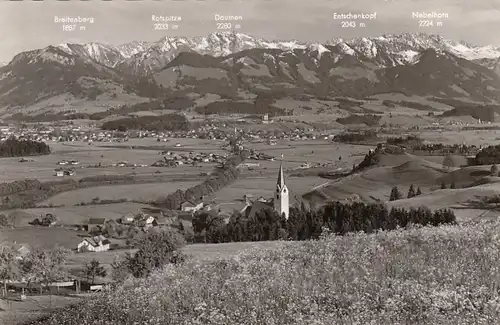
[1,0,499,62]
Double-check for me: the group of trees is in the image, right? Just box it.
[475,145,500,165]
[333,130,378,144]
[0,138,51,157]
[30,213,58,226]
[490,164,500,176]
[0,246,71,300]
[414,143,475,155]
[382,99,435,111]
[0,178,79,210]
[195,100,288,116]
[353,149,380,172]
[101,114,190,132]
[0,214,14,228]
[336,114,381,127]
[385,135,421,145]
[440,181,456,189]
[192,201,456,243]
[389,184,422,201]
[0,245,111,300]
[155,150,249,209]
[110,228,186,281]
[440,104,496,122]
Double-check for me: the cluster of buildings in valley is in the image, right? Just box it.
[7,160,292,258]
[152,151,227,167]
[0,122,331,145]
[51,150,229,177]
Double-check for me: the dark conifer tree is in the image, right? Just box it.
[407,184,416,198]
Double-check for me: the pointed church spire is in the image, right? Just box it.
[277,154,285,189]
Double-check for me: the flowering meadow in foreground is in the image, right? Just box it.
[31,221,500,325]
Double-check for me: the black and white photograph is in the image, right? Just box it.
[1,0,500,324]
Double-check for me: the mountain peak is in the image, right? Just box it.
[3,32,500,75]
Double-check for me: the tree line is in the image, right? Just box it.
[154,150,250,209]
[101,114,190,132]
[192,201,456,243]
[475,145,500,165]
[194,100,288,116]
[0,138,51,157]
[389,184,423,201]
[333,130,378,144]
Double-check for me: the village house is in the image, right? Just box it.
[77,235,111,253]
[180,200,203,212]
[120,213,135,224]
[152,216,170,227]
[1,242,31,260]
[14,244,31,260]
[64,169,76,176]
[86,218,107,233]
[137,214,155,229]
[54,168,76,177]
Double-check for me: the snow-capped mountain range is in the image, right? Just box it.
[1,32,500,110]
[6,32,500,76]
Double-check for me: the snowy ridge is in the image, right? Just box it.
[4,32,499,75]
[331,33,500,63]
[307,43,331,60]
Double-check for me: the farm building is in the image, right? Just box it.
[1,242,31,260]
[86,218,107,233]
[180,200,203,212]
[120,213,135,224]
[54,168,76,177]
[77,235,111,253]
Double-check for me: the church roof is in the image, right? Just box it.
[243,200,273,219]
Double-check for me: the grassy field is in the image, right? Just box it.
[304,154,447,204]
[3,202,150,227]
[388,183,500,223]
[0,139,222,182]
[0,295,84,325]
[64,241,294,281]
[23,220,500,325]
[417,127,500,146]
[0,227,83,249]
[247,139,370,167]
[39,181,200,207]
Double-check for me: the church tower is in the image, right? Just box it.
[274,154,289,219]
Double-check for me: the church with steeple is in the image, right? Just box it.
[240,154,290,220]
[274,155,289,219]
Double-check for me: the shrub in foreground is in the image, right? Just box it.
[29,220,500,325]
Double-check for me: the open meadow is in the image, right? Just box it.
[417,126,500,146]
[38,181,200,207]
[0,138,223,182]
[23,220,500,325]
[3,202,151,227]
